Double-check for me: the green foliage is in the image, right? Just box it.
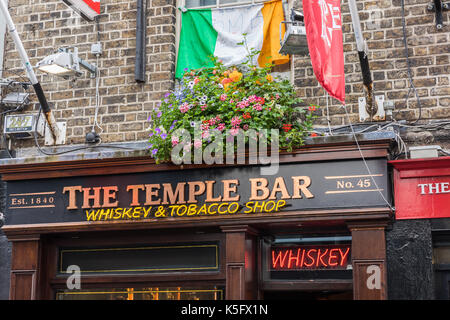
[147,42,318,163]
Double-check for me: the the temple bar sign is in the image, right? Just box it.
[5,159,390,225]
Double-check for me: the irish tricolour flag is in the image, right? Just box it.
[175,0,289,79]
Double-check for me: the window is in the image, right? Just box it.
[185,0,265,9]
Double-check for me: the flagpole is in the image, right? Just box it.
[325,92,332,135]
[348,0,374,119]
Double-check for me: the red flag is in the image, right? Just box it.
[303,0,345,103]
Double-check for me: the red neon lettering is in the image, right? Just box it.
[288,249,301,269]
[272,249,289,268]
[317,249,329,267]
[338,247,350,266]
[328,248,339,266]
[304,249,317,267]
[271,246,351,270]
[300,248,306,267]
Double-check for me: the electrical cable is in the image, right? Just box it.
[92,16,103,134]
[342,105,395,211]
[400,0,422,124]
[2,133,13,158]
[33,105,137,156]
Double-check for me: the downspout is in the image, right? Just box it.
[348,0,374,120]
[135,0,147,83]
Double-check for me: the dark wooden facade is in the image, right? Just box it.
[0,138,393,300]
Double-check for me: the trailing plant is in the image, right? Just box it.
[147,39,318,163]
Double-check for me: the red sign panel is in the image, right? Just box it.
[390,157,450,219]
[271,245,351,270]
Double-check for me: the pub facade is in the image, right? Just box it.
[0,134,394,300]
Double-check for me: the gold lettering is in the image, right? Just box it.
[103,186,119,208]
[222,179,240,201]
[249,178,269,200]
[162,182,186,205]
[127,184,144,206]
[187,181,205,203]
[144,184,161,205]
[82,187,102,209]
[205,180,222,202]
[292,176,314,199]
[63,186,82,209]
[269,177,291,200]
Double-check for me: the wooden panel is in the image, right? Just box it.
[2,207,392,238]
[226,263,245,300]
[10,271,36,300]
[9,238,40,300]
[350,228,386,260]
[349,224,387,300]
[222,225,258,300]
[11,241,39,270]
[0,141,391,181]
[352,261,386,300]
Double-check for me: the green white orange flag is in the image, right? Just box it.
[175,0,289,79]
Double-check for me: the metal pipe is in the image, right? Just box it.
[0,0,59,142]
[348,0,374,118]
[135,0,147,83]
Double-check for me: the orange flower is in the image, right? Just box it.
[221,77,233,90]
[229,70,242,82]
[266,74,273,82]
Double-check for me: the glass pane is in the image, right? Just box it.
[57,287,224,300]
[434,247,450,265]
[219,0,252,5]
[185,0,217,8]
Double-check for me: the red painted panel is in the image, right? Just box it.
[390,157,450,220]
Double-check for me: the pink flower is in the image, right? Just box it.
[220,94,227,101]
[231,116,241,127]
[194,139,202,148]
[194,77,200,84]
[253,103,263,111]
[230,128,240,136]
[217,123,226,131]
[256,96,265,104]
[179,102,190,113]
[202,130,210,139]
[201,104,207,111]
[208,118,216,126]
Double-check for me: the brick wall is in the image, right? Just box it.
[2,0,177,146]
[293,0,449,128]
[1,0,449,150]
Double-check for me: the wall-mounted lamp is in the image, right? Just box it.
[36,47,97,79]
[279,10,308,56]
[0,78,30,109]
